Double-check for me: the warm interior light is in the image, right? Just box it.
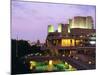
[71,39,75,46]
[62,39,67,46]
[67,39,71,46]
[76,40,80,45]
[61,39,71,46]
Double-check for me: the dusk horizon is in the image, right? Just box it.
[11,1,96,43]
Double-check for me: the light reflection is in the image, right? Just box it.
[29,60,76,71]
[30,61,36,70]
[49,60,53,66]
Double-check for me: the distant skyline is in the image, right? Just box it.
[11,0,96,43]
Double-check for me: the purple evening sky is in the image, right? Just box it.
[11,0,96,43]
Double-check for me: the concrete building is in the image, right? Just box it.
[69,16,93,29]
[58,23,69,36]
[58,24,62,33]
[48,25,54,33]
[86,16,94,29]
[46,16,96,59]
[70,28,95,36]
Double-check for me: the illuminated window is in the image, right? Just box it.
[76,40,80,45]
[68,27,70,33]
[61,39,71,46]
[89,41,96,45]
[67,39,70,46]
[71,39,75,46]
[62,39,67,46]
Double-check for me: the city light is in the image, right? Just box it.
[65,62,68,65]
[70,16,93,29]
[58,24,62,32]
[68,65,72,69]
[30,61,36,70]
[62,54,65,57]
[62,39,71,46]
[88,61,92,64]
[48,60,53,71]
[62,39,67,46]
[75,56,79,60]
[49,60,53,66]
[76,40,80,45]
[71,39,75,46]
[11,1,96,74]
[89,41,96,45]
[48,25,54,33]
[67,39,71,46]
